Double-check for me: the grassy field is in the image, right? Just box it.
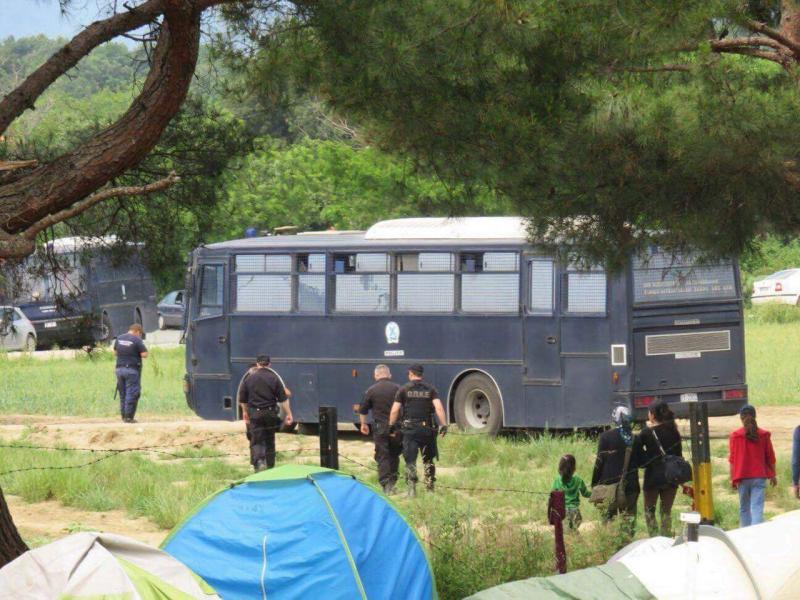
[0,347,193,417]
[1,316,798,598]
[1,318,797,416]
[1,429,796,599]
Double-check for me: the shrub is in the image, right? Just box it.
[747,304,800,324]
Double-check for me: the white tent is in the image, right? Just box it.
[0,531,219,600]
[469,511,800,600]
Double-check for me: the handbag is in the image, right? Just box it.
[590,445,632,509]
[652,427,693,485]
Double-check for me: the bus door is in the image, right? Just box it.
[189,261,232,418]
[523,258,561,383]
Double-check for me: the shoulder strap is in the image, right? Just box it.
[651,427,667,456]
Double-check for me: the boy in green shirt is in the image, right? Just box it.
[551,454,590,529]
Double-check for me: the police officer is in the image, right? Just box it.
[359,364,402,495]
[113,323,148,423]
[237,354,293,471]
[388,364,447,497]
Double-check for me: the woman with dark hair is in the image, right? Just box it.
[592,406,642,534]
[551,453,590,530]
[729,404,777,527]
[638,402,683,536]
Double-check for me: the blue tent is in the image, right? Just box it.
[162,465,437,600]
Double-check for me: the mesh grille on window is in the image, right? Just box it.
[335,274,390,312]
[566,272,606,313]
[530,260,554,313]
[461,273,519,313]
[236,274,291,312]
[298,274,326,312]
[397,274,455,312]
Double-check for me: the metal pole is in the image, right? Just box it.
[319,406,339,469]
[689,402,714,524]
[548,490,567,574]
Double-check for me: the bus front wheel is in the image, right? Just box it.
[453,373,503,435]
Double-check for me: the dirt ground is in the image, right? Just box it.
[2,406,799,546]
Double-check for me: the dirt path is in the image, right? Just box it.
[7,495,166,547]
[3,406,798,546]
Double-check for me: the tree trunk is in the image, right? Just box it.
[0,486,27,568]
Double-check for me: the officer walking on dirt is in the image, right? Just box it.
[388,364,447,497]
[359,364,402,495]
[237,354,293,471]
[113,323,148,423]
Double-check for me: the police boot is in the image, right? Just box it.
[383,482,396,496]
[424,463,436,492]
[254,460,267,472]
[405,465,417,498]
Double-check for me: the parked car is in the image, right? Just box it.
[752,269,800,305]
[157,290,185,330]
[0,306,37,352]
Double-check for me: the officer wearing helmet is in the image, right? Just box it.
[388,364,447,497]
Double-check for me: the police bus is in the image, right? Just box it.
[11,237,158,348]
[182,217,746,432]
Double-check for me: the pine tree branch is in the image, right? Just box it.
[0,160,38,172]
[21,172,180,241]
[744,18,800,56]
[713,46,791,67]
[710,36,785,52]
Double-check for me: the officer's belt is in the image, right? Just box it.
[402,418,433,428]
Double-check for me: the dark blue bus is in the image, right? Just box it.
[12,237,158,348]
[183,217,747,432]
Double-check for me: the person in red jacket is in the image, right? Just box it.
[729,404,777,527]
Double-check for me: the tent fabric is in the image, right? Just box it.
[465,562,655,600]
[0,532,219,600]
[620,511,800,600]
[162,465,436,600]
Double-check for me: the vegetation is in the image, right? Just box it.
[0,347,192,417]
[1,318,796,418]
[0,424,794,598]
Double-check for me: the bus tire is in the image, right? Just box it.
[297,423,319,436]
[453,373,503,435]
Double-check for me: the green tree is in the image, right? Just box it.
[215,136,506,241]
[231,0,800,267]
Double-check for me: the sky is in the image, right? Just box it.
[0,1,122,41]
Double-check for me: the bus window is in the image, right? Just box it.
[297,253,326,313]
[564,267,606,314]
[335,253,390,312]
[529,259,554,314]
[234,254,291,312]
[397,253,455,313]
[461,252,519,313]
[632,251,737,304]
[199,265,224,317]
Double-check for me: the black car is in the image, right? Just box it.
[157,290,185,330]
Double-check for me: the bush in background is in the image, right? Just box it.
[747,304,800,324]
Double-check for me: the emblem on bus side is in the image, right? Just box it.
[385,321,400,344]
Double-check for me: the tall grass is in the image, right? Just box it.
[744,320,800,406]
[0,318,797,415]
[0,347,192,417]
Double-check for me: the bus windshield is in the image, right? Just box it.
[632,251,737,304]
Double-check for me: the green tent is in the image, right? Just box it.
[0,531,218,599]
[465,563,654,600]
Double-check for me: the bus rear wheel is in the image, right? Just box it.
[453,373,503,435]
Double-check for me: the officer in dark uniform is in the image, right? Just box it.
[237,354,293,471]
[113,323,148,423]
[358,364,402,495]
[389,364,448,497]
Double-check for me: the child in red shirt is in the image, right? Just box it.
[729,404,777,527]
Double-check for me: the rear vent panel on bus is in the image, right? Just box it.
[645,330,731,356]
